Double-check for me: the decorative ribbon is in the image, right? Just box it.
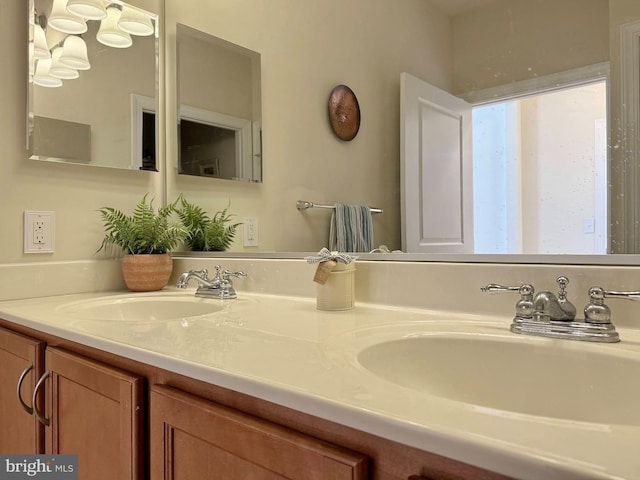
[305,247,357,265]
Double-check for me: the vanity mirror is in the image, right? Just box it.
[176,23,262,183]
[167,0,640,261]
[28,0,159,171]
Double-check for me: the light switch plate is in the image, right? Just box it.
[243,217,259,247]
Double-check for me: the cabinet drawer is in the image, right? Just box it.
[150,384,368,480]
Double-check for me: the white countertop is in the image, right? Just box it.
[0,289,639,480]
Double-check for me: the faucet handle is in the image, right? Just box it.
[221,269,247,282]
[584,286,640,324]
[190,268,209,280]
[481,283,533,295]
[481,283,534,318]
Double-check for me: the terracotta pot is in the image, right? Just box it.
[121,254,173,292]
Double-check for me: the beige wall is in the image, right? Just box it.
[165,0,453,253]
[452,0,609,94]
[178,29,255,120]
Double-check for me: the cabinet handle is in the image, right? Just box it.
[16,364,34,415]
[408,476,435,480]
[32,371,50,426]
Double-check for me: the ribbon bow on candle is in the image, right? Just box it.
[305,248,357,285]
[304,247,357,265]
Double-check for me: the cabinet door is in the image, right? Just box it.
[150,385,368,480]
[40,347,144,480]
[0,326,45,453]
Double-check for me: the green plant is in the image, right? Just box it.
[177,196,241,251]
[97,194,187,254]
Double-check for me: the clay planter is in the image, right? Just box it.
[121,254,173,292]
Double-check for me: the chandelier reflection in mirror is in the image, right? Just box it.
[30,0,156,88]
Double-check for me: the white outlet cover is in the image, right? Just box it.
[24,211,55,253]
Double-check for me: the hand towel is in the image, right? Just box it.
[329,204,373,252]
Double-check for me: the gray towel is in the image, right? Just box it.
[329,204,373,252]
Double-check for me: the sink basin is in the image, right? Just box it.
[358,333,640,425]
[57,293,227,322]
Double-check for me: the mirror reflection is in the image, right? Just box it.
[177,23,262,182]
[28,0,159,171]
[166,0,640,259]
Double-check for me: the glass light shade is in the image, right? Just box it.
[58,35,91,70]
[33,24,50,60]
[66,0,107,20]
[48,0,88,34]
[97,7,132,48]
[118,6,154,36]
[33,59,63,88]
[49,47,80,79]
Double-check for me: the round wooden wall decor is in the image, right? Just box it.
[328,85,361,141]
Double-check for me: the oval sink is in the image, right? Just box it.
[58,294,226,322]
[358,334,640,425]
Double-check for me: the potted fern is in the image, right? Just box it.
[97,194,187,291]
[176,196,241,251]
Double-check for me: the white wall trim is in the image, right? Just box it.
[460,62,610,105]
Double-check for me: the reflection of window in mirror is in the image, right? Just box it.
[131,94,157,171]
[141,112,156,171]
[178,105,254,181]
[473,80,607,255]
[179,120,237,179]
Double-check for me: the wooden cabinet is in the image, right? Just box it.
[0,326,45,454]
[150,384,368,480]
[35,347,145,480]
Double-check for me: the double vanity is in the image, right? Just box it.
[0,258,639,479]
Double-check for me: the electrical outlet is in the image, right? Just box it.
[243,217,259,247]
[24,211,55,253]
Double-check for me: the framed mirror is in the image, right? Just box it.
[176,23,262,183]
[28,0,159,171]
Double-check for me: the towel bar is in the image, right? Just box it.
[296,200,383,214]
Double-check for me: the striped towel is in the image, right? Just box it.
[329,204,374,252]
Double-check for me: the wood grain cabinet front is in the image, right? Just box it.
[0,326,45,454]
[34,347,145,480]
[150,384,369,480]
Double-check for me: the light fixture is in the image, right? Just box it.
[48,0,88,34]
[33,22,51,60]
[49,47,80,79]
[58,35,91,70]
[66,0,107,21]
[33,59,63,88]
[118,5,154,36]
[97,5,132,48]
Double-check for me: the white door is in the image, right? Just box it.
[400,72,473,253]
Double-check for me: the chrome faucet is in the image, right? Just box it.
[482,276,620,343]
[531,276,576,322]
[177,265,246,299]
